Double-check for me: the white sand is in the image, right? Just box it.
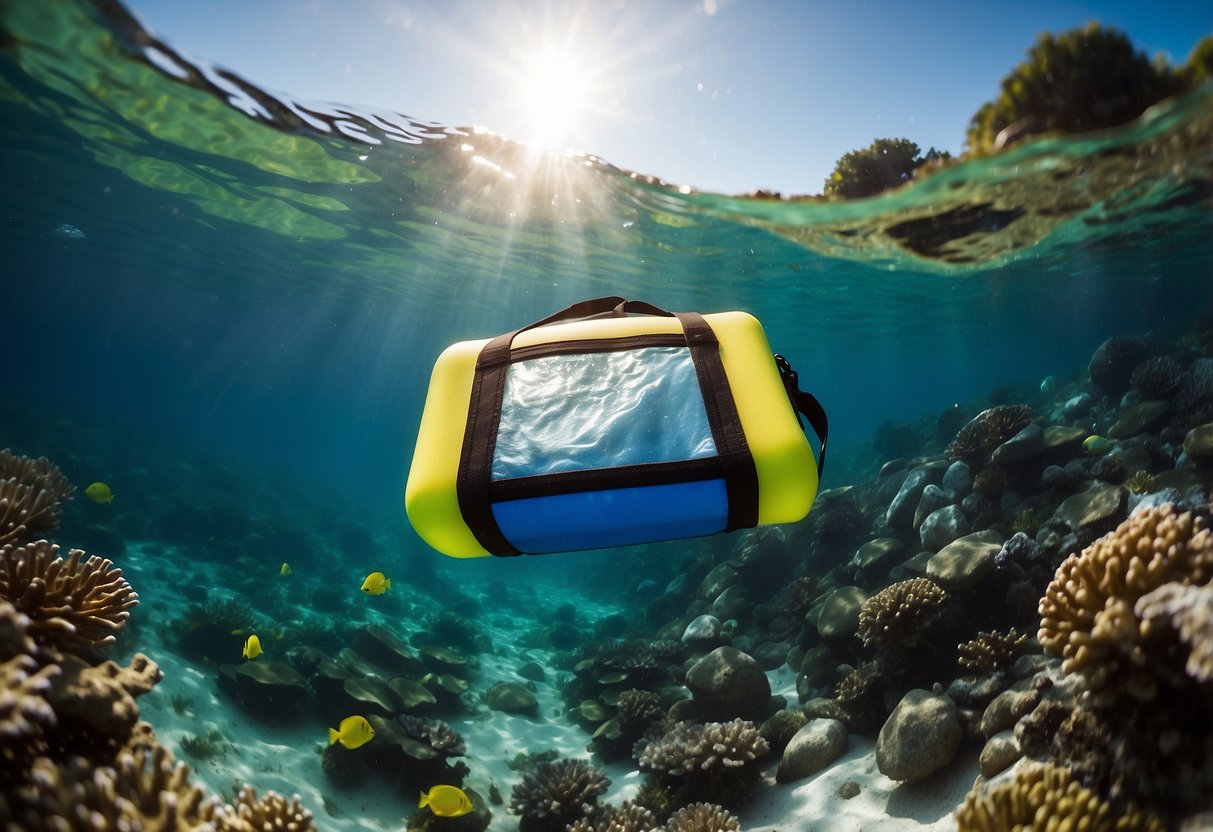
[121,542,975,830]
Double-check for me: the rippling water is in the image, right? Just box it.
[2,0,1211,512]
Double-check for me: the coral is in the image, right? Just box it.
[971,465,1007,496]
[759,708,807,754]
[946,405,1032,462]
[1130,356,1184,400]
[635,719,769,777]
[398,714,467,757]
[956,628,1029,677]
[1124,470,1157,495]
[954,762,1164,832]
[832,661,885,733]
[1136,582,1213,683]
[216,785,317,832]
[1011,507,1039,536]
[1,746,221,831]
[857,577,948,652]
[0,606,59,780]
[567,801,659,832]
[665,803,741,832]
[779,576,822,617]
[0,450,74,547]
[616,688,662,731]
[427,610,479,652]
[0,540,138,653]
[597,640,661,674]
[1038,502,1213,698]
[509,758,610,832]
[170,598,255,661]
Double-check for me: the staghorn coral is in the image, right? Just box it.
[954,762,1165,832]
[0,450,75,547]
[216,785,317,832]
[0,540,138,653]
[1130,356,1184,400]
[567,801,659,832]
[946,405,1032,462]
[636,719,769,777]
[857,578,948,652]
[1136,582,1213,683]
[509,758,610,832]
[398,714,467,757]
[1038,502,1213,699]
[665,803,741,832]
[957,628,1029,677]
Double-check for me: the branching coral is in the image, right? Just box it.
[957,628,1029,677]
[509,758,610,832]
[216,785,317,832]
[0,450,74,547]
[1038,502,1213,698]
[616,689,662,731]
[954,762,1164,832]
[946,405,1032,461]
[567,801,659,832]
[635,719,769,777]
[857,578,949,652]
[0,540,138,653]
[665,803,741,832]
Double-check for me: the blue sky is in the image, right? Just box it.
[127,0,1211,196]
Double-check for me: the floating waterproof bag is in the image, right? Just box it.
[405,297,828,557]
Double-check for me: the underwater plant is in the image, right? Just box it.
[169,598,255,661]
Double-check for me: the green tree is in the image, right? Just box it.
[1185,34,1213,87]
[965,22,1184,155]
[823,139,948,199]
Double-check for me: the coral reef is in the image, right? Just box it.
[945,405,1032,462]
[954,762,1164,832]
[398,714,467,757]
[956,628,1029,677]
[0,449,74,547]
[634,719,769,810]
[217,785,318,831]
[0,540,137,653]
[509,758,610,832]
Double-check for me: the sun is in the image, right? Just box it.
[517,44,591,149]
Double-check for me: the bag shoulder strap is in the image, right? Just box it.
[775,355,828,478]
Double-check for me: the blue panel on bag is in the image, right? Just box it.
[492,480,729,554]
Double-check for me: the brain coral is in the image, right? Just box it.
[857,577,948,652]
[954,762,1164,832]
[0,450,74,547]
[1038,502,1212,700]
[0,540,138,653]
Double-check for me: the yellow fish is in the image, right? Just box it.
[419,784,473,817]
[329,715,374,749]
[280,562,292,576]
[361,572,391,595]
[242,634,262,660]
[84,482,114,504]
[1083,435,1110,456]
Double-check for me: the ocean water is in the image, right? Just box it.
[2,1,1213,829]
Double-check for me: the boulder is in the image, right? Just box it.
[926,530,1004,591]
[991,423,1044,464]
[681,614,721,644]
[919,505,971,552]
[776,718,848,783]
[698,562,739,601]
[816,586,867,639]
[913,486,953,530]
[1108,400,1169,439]
[875,689,962,782]
[941,461,972,499]
[684,646,771,721]
[852,538,904,571]
[885,467,934,529]
[1054,483,1126,531]
[218,661,308,721]
[1184,422,1213,464]
[979,730,1022,778]
[1042,425,1086,450]
[1062,394,1093,420]
[484,681,538,716]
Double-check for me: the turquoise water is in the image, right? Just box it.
[2,2,1213,828]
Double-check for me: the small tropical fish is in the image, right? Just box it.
[1082,435,1110,456]
[84,482,114,504]
[329,715,374,749]
[361,572,391,595]
[280,562,291,576]
[242,634,262,660]
[419,784,474,817]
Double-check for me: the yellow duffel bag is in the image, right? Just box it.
[405,297,828,557]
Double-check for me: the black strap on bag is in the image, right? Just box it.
[775,354,829,477]
[456,297,824,555]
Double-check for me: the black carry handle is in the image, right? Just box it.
[478,296,675,368]
[775,354,828,479]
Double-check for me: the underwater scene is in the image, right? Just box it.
[2,1,1213,830]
